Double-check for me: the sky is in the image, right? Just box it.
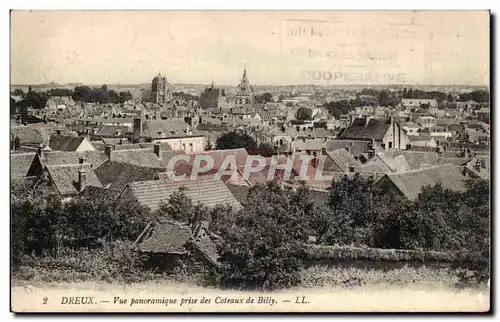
[10,11,490,86]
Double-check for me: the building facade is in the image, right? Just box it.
[151,72,169,104]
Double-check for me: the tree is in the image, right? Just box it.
[296,107,313,120]
[215,131,258,154]
[13,88,24,96]
[258,143,275,157]
[255,92,273,103]
[214,182,310,290]
[204,137,213,151]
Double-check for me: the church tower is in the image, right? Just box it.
[151,72,169,104]
[235,67,254,105]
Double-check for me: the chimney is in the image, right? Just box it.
[78,169,87,192]
[37,144,45,158]
[14,136,20,151]
[345,161,349,173]
[79,157,87,165]
[154,143,161,158]
[344,145,351,154]
[480,159,486,169]
[105,145,115,159]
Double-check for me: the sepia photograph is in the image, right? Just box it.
[9,10,491,313]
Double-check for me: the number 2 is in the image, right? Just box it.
[43,297,48,304]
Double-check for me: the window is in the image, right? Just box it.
[189,143,193,152]
[388,142,393,149]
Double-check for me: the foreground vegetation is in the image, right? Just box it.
[11,175,490,290]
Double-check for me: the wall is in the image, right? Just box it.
[154,136,205,153]
[75,138,97,152]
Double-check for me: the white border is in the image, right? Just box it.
[2,1,498,321]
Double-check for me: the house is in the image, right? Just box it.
[325,140,370,160]
[392,150,439,169]
[11,124,74,148]
[26,149,109,178]
[33,163,103,199]
[46,134,96,152]
[46,96,74,110]
[358,152,411,173]
[401,98,438,108]
[141,119,205,153]
[323,148,361,173]
[415,116,437,128]
[291,139,325,157]
[107,143,173,169]
[463,157,489,180]
[375,165,468,200]
[10,152,37,179]
[341,117,409,150]
[134,219,220,270]
[402,122,421,136]
[94,161,164,192]
[408,135,437,148]
[116,178,243,212]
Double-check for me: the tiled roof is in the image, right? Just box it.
[109,148,172,169]
[341,118,391,141]
[392,150,439,170]
[325,140,370,156]
[11,124,74,146]
[77,186,121,203]
[292,139,325,151]
[326,149,360,172]
[135,220,192,254]
[94,125,130,137]
[383,165,468,200]
[38,150,109,169]
[195,123,230,132]
[142,119,198,139]
[47,135,87,152]
[10,152,36,178]
[95,160,164,191]
[45,164,103,196]
[226,183,251,205]
[126,178,242,212]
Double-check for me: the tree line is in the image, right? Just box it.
[11,173,489,290]
[10,85,134,110]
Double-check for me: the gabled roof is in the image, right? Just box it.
[10,152,36,178]
[325,140,370,156]
[124,178,242,212]
[195,123,230,132]
[37,150,109,169]
[94,125,130,137]
[11,125,73,146]
[393,150,439,170]
[142,119,197,139]
[110,148,172,169]
[359,152,411,173]
[135,220,192,254]
[326,149,360,172]
[341,118,392,141]
[47,134,87,152]
[94,160,164,191]
[292,139,325,151]
[77,185,121,203]
[382,165,468,200]
[44,164,103,196]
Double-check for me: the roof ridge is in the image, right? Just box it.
[388,163,458,175]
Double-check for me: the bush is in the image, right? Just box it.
[211,182,312,290]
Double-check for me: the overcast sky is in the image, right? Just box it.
[10,11,490,86]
